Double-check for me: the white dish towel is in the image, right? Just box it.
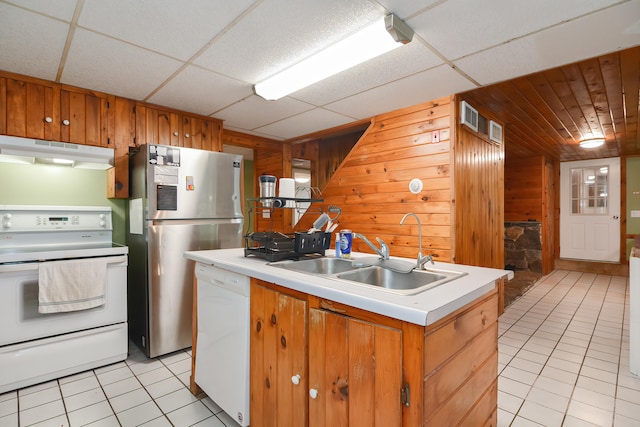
[38,258,108,314]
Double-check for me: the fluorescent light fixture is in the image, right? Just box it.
[579,137,605,148]
[254,13,413,100]
[0,135,114,170]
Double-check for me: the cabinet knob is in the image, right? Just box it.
[44,117,53,123]
[62,119,70,126]
[291,374,300,385]
[173,131,179,136]
[185,133,190,138]
[309,388,318,399]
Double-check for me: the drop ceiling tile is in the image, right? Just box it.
[453,0,640,86]
[147,66,253,116]
[214,95,314,131]
[194,0,384,83]
[223,125,286,141]
[78,0,254,61]
[375,0,442,19]
[325,64,476,120]
[254,108,355,140]
[4,0,77,21]
[0,3,69,81]
[61,28,183,100]
[408,0,624,60]
[292,40,443,106]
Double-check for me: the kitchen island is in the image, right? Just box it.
[185,248,512,427]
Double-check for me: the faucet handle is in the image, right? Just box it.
[376,237,389,259]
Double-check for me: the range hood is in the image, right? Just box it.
[0,135,114,170]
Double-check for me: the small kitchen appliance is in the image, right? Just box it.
[0,205,128,393]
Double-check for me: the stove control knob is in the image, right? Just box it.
[3,221,11,229]
[3,213,11,220]
[99,220,106,227]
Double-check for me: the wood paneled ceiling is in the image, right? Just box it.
[461,46,640,162]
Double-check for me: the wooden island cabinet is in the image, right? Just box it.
[247,278,498,427]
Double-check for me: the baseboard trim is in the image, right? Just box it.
[554,259,629,276]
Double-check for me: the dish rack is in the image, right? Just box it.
[243,195,332,261]
[244,230,331,261]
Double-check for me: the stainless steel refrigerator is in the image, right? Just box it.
[126,144,243,358]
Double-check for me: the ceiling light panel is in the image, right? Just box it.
[254,14,413,100]
[194,0,382,83]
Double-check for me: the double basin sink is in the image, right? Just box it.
[269,257,466,295]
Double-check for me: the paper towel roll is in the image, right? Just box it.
[279,178,295,207]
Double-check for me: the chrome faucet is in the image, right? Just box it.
[353,233,389,260]
[400,213,434,269]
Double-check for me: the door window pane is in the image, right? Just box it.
[570,166,608,214]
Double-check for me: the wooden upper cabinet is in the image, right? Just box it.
[60,88,113,147]
[135,103,221,151]
[0,78,113,147]
[107,97,136,199]
[1,77,61,140]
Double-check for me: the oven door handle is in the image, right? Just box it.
[0,255,128,273]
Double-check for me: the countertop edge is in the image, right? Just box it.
[185,249,513,326]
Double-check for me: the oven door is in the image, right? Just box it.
[0,255,127,346]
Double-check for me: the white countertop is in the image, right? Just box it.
[184,248,513,326]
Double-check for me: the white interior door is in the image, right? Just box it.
[560,158,620,262]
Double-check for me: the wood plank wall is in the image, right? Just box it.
[504,155,557,274]
[454,99,505,269]
[299,96,455,262]
[223,130,287,233]
[504,157,543,222]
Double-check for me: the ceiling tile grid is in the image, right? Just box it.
[147,65,253,116]
[61,28,184,100]
[213,95,316,132]
[0,0,637,152]
[453,0,640,86]
[0,2,70,81]
[77,0,255,62]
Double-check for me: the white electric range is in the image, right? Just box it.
[0,205,128,393]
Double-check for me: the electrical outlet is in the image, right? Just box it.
[432,130,440,143]
[631,210,640,218]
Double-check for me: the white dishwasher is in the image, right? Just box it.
[195,263,250,426]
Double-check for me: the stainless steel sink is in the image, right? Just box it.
[269,257,361,275]
[269,257,466,295]
[336,266,466,295]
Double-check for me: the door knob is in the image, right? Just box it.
[613,215,619,220]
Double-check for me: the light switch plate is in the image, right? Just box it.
[631,210,640,218]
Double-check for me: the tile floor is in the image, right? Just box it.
[1,269,637,426]
[498,269,639,426]
[0,342,240,426]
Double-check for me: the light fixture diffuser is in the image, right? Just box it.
[254,13,413,100]
[579,138,605,148]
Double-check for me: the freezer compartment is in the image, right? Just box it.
[129,144,243,220]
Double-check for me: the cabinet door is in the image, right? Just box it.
[135,105,179,147]
[182,115,222,151]
[60,89,112,147]
[3,78,60,140]
[308,309,403,427]
[108,97,135,199]
[250,284,307,427]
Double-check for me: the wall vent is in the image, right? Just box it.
[489,120,503,144]
[460,101,478,132]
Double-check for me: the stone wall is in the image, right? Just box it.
[504,222,542,273]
